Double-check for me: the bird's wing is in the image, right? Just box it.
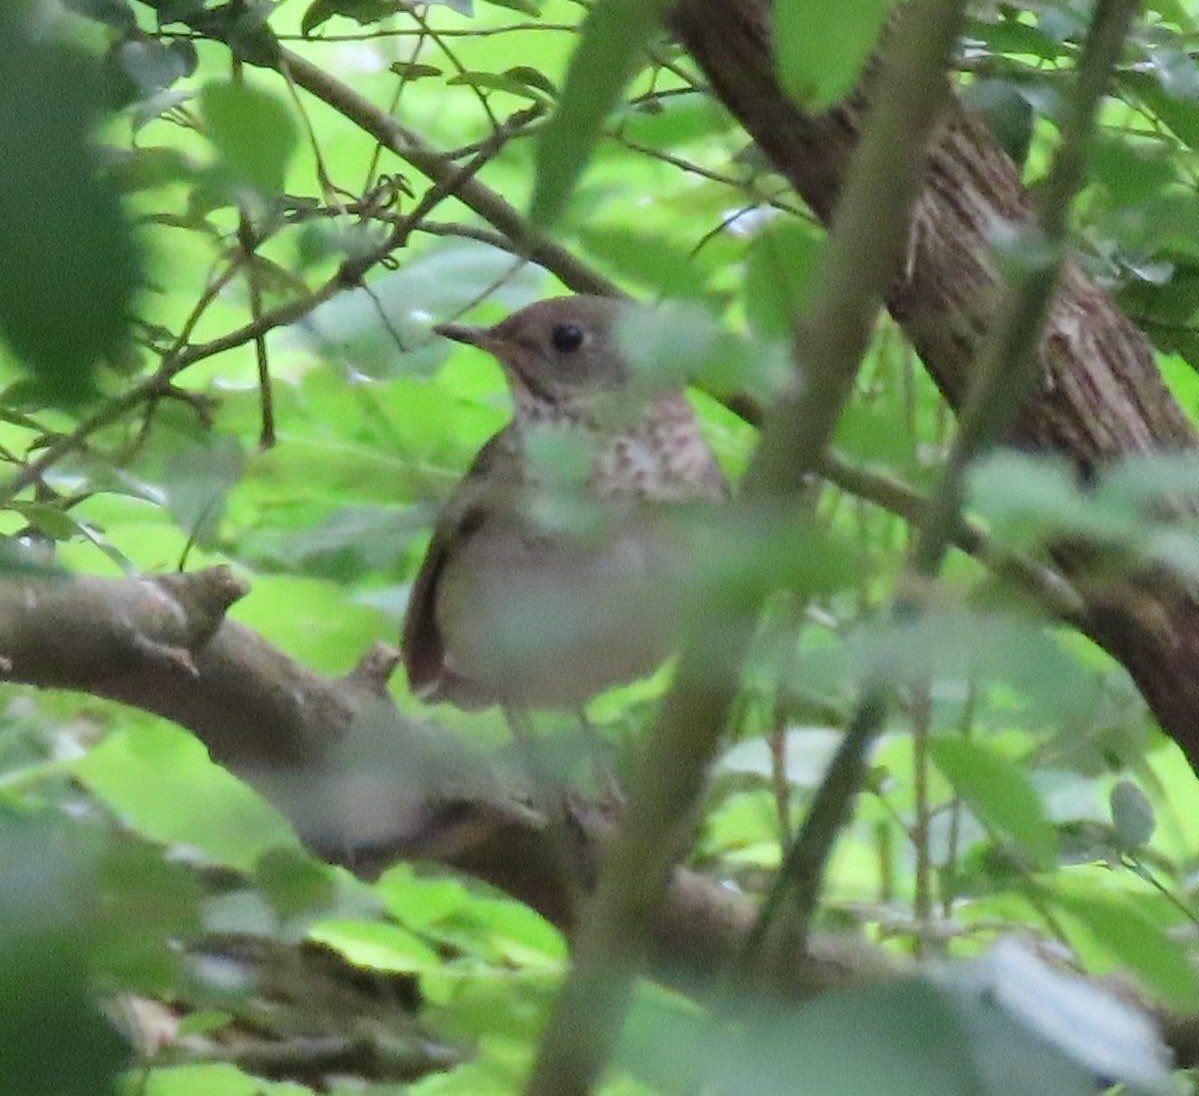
[400,427,518,708]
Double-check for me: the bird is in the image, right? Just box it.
[400,295,728,716]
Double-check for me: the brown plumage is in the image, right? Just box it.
[401,296,728,711]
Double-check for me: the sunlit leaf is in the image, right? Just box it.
[73,724,299,870]
[309,918,441,973]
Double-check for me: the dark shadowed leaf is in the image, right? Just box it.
[0,9,141,402]
[961,79,1034,166]
[301,0,400,35]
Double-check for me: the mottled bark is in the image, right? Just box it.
[674,0,1199,767]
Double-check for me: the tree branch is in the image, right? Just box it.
[673,0,1199,768]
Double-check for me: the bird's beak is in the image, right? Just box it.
[433,321,493,348]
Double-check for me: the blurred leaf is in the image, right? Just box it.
[116,37,197,95]
[73,723,299,870]
[483,0,541,12]
[161,433,245,548]
[930,737,1058,867]
[1088,134,1176,205]
[199,80,297,196]
[448,70,553,102]
[63,0,137,29]
[847,609,1099,727]
[1110,779,1156,850]
[309,918,441,973]
[946,937,1167,1096]
[961,79,1034,166]
[614,298,787,399]
[718,727,842,789]
[93,842,202,991]
[744,217,824,338]
[1048,882,1199,1009]
[963,15,1067,61]
[0,8,141,401]
[773,0,894,110]
[109,146,197,192]
[390,60,443,80]
[713,978,978,1095]
[134,1062,315,1095]
[291,237,548,378]
[1120,69,1199,149]
[578,224,708,297]
[0,815,128,1096]
[377,864,472,932]
[530,0,672,226]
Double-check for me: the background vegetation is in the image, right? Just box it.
[5,0,1199,1092]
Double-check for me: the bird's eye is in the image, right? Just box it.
[551,323,585,353]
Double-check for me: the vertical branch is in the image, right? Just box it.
[524,1,967,1093]
[743,0,1144,979]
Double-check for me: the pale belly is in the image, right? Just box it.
[434,520,685,709]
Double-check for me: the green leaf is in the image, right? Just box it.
[714,978,978,1095]
[530,0,672,226]
[160,433,245,548]
[73,723,299,871]
[773,0,895,110]
[0,8,141,402]
[744,218,824,338]
[945,938,1155,1096]
[390,60,443,80]
[483,0,542,13]
[62,0,136,30]
[930,737,1058,867]
[116,37,196,95]
[301,0,400,34]
[448,70,553,102]
[1110,779,1156,849]
[1048,882,1199,1009]
[199,80,297,196]
[578,224,708,298]
[308,918,441,973]
[960,79,1034,167]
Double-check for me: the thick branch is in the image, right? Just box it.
[0,569,856,991]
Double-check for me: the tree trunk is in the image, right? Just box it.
[674,0,1199,768]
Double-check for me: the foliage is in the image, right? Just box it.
[3,0,1199,1094]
